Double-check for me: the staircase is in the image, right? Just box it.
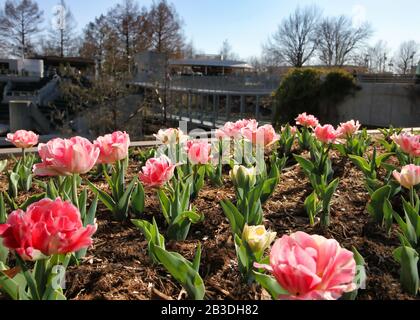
[0,75,60,136]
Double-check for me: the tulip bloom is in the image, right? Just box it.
[186,140,212,165]
[337,120,361,138]
[281,126,297,135]
[314,125,340,144]
[241,124,280,148]
[6,130,39,149]
[215,129,229,140]
[255,232,356,300]
[242,224,276,253]
[218,119,259,138]
[230,165,257,188]
[392,133,420,158]
[94,131,130,164]
[139,155,176,188]
[33,137,100,176]
[0,198,97,261]
[236,119,258,131]
[230,165,257,189]
[393,165,420,189]
[295,113,319,128]
[154,128,188,145]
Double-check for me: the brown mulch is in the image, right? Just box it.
[0,143,418,300]
[65,152,416,301]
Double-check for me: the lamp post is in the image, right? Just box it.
[388,61,394,74]
[383,54,387,73]
[410,52,416,73]
[364,54,370,72]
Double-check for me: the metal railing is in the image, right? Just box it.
[169,74,281,93]
[5,91,38,97]
[135,73,281,94]
[358,74,416,84]
[0,69,42,77]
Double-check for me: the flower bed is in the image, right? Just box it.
[0,119,419,301]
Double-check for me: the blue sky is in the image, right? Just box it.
[2,0,420,59]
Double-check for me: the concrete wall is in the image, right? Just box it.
[332,83,420,127]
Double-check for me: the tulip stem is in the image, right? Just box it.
[15,253,41,300]
[318,145,330,176]
[320,211,330,228]
[410,187,415,207]
[22,148,25,163]
[309,214,315,227]
[72,174,79,209]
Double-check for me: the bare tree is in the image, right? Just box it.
[0,0,44,58]
[264,6,321,67]
[80,14,124,75]
[80,15,109,60]
[0,25,6,57]
[395,40,418,74]
[248,56,266,73]
[134,6,153,53]
[148,0,184,56]
[366,40,391,73]
[219,39,239,60]
[43,0,78,57]
[317,15,372,66]
[182,39,197,58]
[0,44,6,57]
[0,9,5,57]
[108,0,141,68]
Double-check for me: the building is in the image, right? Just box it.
[134,51,254,79]
[30,55,95,78]
[169,57,253,76]
[0,55,95,138]
[0,59,44,78]
[133,51,278,128]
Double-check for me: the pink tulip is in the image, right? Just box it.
[215,129,229,140]
[94,131,130,164]
[33,137,100,176]
[392,133,420,158]
[139,155,175,188]
[241,124,280,147]
[393,164,420,189]
[282,126,297,135]
[255,232,356,300]
[187,140,212,165]
[218,122,238,139]
[0,198,97,261]
[337,120,361,138]
[6,130,39,149]
[314,125,340,144]
[236,119,258,131]
[219,119,259,138]
[296,113,319,128]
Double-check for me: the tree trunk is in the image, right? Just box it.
[60,29,64,57]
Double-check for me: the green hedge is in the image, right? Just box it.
[273,68,359,125]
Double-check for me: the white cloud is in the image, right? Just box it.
[352,4,367,27]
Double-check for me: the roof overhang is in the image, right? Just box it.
[169,59,253,69]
